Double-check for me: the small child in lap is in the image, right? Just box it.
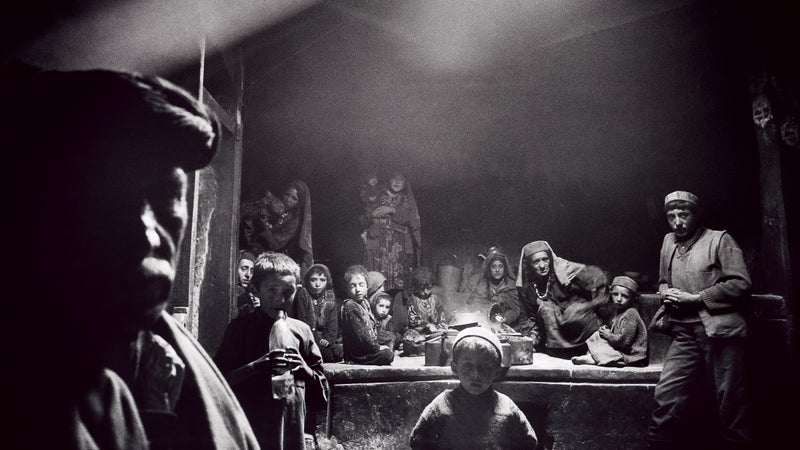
[572,275,648,367]
[410,327,538,449]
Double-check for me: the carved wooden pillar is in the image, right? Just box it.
[748,68,797,365]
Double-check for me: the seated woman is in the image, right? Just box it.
[516,241,608,358]
[242,180,313,272]
[466,249,540,345]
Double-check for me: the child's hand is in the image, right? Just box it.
[251,352,272,373]
[285,350,314,380]
[252,349,289,373]
[319,338,330,347]
[598,325,611,339]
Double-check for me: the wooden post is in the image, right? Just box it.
[749,69,795,364]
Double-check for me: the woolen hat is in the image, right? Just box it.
[611,276,639,294]
[664,190,698,206]
[452,326,504,365]
[239,250,256,263]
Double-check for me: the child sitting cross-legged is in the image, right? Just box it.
[341,265,395,365]
[410,327,538,449]
[571,275,648,367]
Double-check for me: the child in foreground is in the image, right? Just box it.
[410,326,538,449]
[215,252,328,449]
[571,275,648,367]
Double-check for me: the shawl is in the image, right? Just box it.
[367,271,388,298]
[516,240,585,288]
[481,250,517,285]
[288,180,314,269]
[303,263,333,289]
[383,173,422,262]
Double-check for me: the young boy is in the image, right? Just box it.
[215,252,329,449]
[372,292,399,350]
[340,264,394,365]
[410,326,538,449]
[572,275,648,367]
[235,250,260,316]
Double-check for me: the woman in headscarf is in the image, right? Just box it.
[364,172,421,291]
[242,180,313,272]
[466,249,540,344]
[517,241,609,358]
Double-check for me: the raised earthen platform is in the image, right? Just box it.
[316,294,790,450]
[324,354,661,449]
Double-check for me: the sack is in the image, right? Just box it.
[649,304,672,335]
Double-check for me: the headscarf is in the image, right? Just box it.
[411,266,434,292]
[286,180,313,269]
[370,292,393,312]
[611,275,639,294]
[239,250,256,264]
[451,326,507,368]
[367,271,387,298]
[303,263,333,290]
[482,249,516,283]
[516,240,585,288]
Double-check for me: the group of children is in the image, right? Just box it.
[221,249,648,448]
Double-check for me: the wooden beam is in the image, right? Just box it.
[203,87,236,133]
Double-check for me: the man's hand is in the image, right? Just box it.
[662,288,702,309]
[319,338,330,348]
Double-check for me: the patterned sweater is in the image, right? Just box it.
[604,307,648,364]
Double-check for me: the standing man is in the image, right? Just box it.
[6,66,258,448]
[648,191,751,450]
